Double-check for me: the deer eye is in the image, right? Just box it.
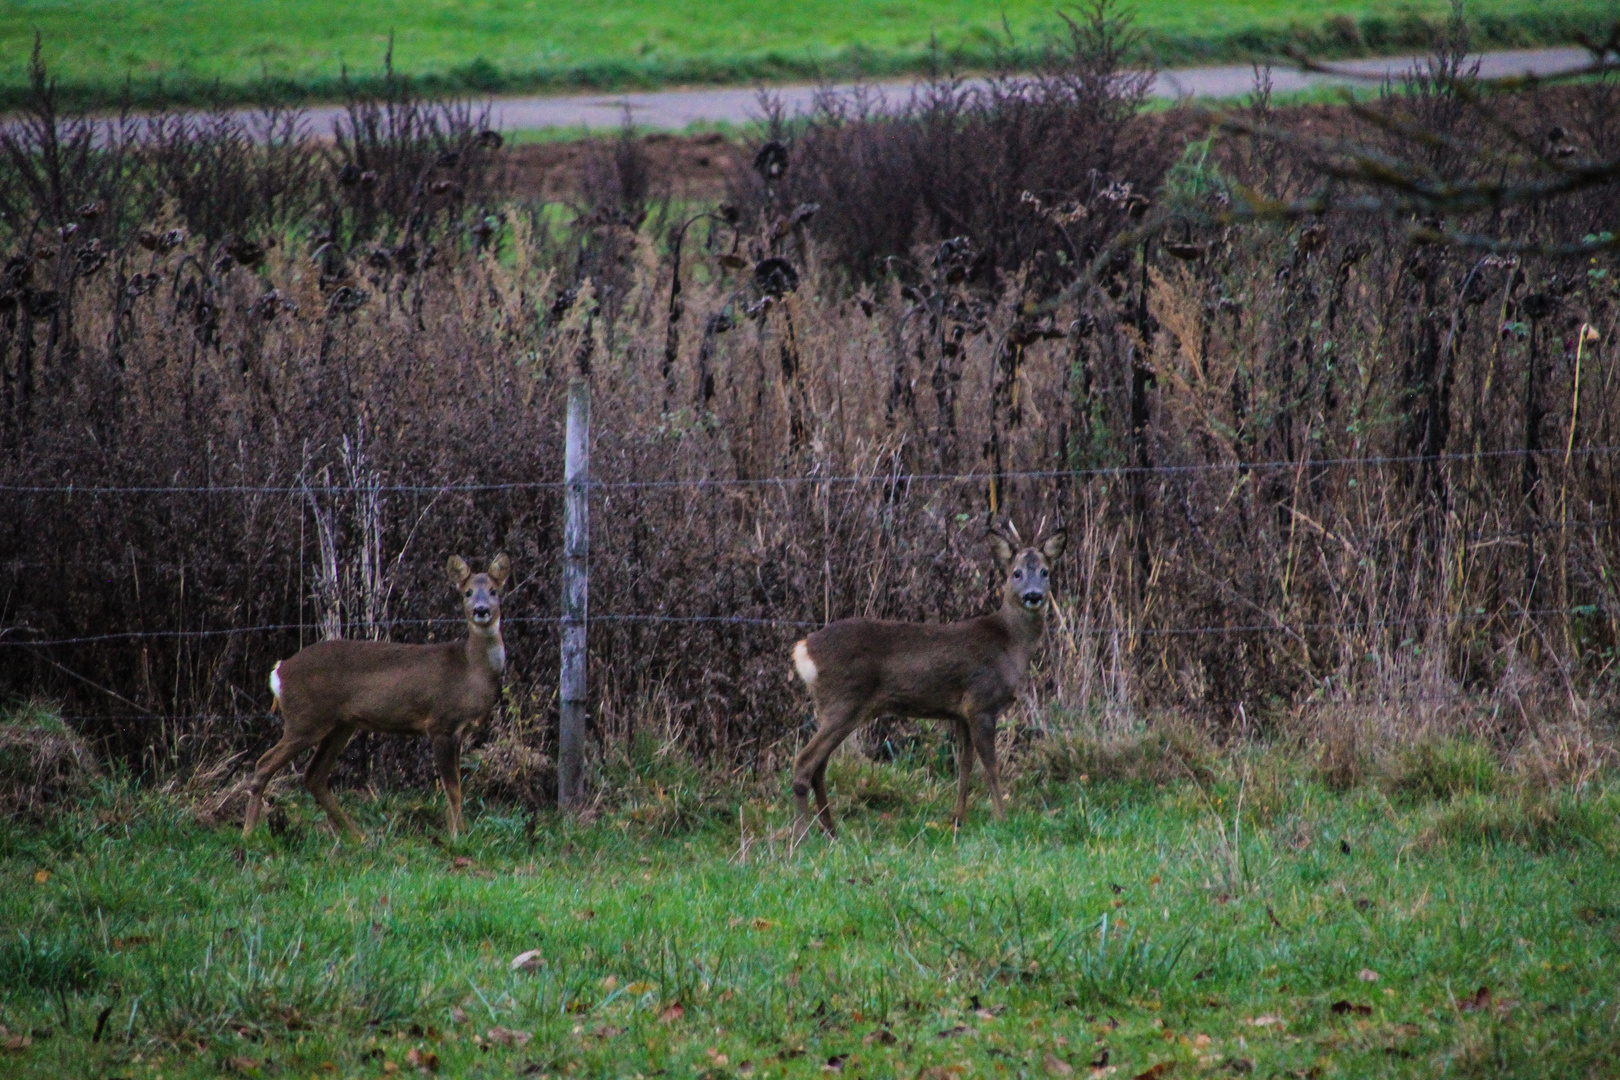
[1040,568,1048,578]
[1013,569,1023,579]
[465,590,473,597]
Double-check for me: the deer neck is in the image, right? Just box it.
[465,618,506,676]
[997,590,1047,650]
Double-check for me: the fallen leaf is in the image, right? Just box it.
[1132,1065,1170,1080]
[1192,1034,1211,1048]
[1149,875,1161,886]
[1246,1015,1284,1027]
[574,909,596,921]
[509,949,545,972]
[32,869,49,884]
[452,856,473,869]
[659,1003,685,1023]
[485,1027,532,1048]
[448,1008,467,1025]
[591,1025,625,1040]
[626,981,655,995]
[2,1034,32,1051]
[936,1024,969,1038]
[382,1062,399,1075]
[600,975,618,991]
[863,1029,897,1046]
[404,1046,440,1071]
[1358,969,1380,982]
[1331,1000,1372,1016]
[1460,986,1492,1013]
[111,935,155,950]
[225,1055,259,1072]
[707,1048,730,1065]
[751,917,776,930]
[1044,1052,1075,1077]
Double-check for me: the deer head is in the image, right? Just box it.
[989,524,1067,613]
[447,553,510,633]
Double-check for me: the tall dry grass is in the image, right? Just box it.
[1,21,1617,799]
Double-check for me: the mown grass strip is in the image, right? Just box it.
[2,742,1617,1079]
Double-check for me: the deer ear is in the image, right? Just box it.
[487,553,511,589]
[446,555,472,589]
[989,531,1014,566]
[1041,531,1068,561]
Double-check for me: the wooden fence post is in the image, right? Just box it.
[559,363,591,809]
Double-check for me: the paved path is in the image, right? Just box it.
[308,46,1591,136]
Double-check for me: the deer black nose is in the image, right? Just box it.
[1022,590,1044,607]
[473,605,491,619]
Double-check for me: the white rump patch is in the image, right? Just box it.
[268,661,283,707]
[792,640,817,686]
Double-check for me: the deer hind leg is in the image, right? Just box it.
[242,731,320,838]
[811,756,833,835]
[971,715,1007,821]
[951,719,977,826]
[433,734,464,840]
[791,699,865,840]
[304,724,363,839]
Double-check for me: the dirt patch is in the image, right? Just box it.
[505,130,742,203]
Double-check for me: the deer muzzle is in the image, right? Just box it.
[1021,590,1045,609]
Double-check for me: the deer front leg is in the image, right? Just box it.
[304,724,363,840]
[242,733,319,838]
[951,719,976,826]
[971,715,1007,821]
[433,734,465,840]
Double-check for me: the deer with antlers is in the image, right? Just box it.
[241,554,510,841]
[789,524,1066,837]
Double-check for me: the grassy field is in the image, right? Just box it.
[3,709,1618,1080]
[2,0,1616,109]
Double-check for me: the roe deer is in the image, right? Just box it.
[790,525,1066,837]
[241,554,511,841]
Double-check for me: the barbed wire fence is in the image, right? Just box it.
[3,442,1617,747]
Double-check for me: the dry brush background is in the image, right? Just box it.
[1,17,1617,805]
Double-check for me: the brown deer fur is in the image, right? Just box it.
[790,526,1066,837]
[240,554,510,840]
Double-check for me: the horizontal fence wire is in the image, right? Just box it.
[1,444,1617,496]
[2,605,1609,649]
[6,514,1620,577]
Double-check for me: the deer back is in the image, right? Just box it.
[802,614,1031,721]
[275,639,499,737]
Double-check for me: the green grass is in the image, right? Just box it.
[3,729,1619,1080]
[3,0,1617,110]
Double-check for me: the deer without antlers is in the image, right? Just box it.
[789,524,1066,837]
[241,554,511,841]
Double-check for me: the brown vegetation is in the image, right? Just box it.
[0,16,1617,804]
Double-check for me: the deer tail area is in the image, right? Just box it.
[792,639,818,687]
[268,661,284,713]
